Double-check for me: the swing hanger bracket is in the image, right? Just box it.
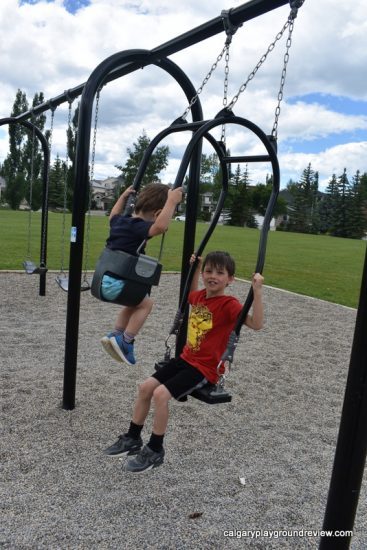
[47,99,57,113]
[289,0,305,21]
[64,89,74,105]
[221,9,243,45]
[215,107,235,120]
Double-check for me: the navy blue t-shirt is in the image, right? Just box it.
[106,215,154,255]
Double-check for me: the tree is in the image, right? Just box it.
[321,174,338,234]
[115,131,169,187]
[64,102,79,210]
[345,170,366,239]
[48,155,66,209]
[228,165,256,227]
[251,180,288,218]
[1,90,46,210]
[332,168,349,238]
[287,163,320,233]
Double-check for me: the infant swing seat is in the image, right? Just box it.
[91,245,162,307]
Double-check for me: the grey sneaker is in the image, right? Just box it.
[101,331,123,363]
[103,434,143,457]
[123,445,164,473]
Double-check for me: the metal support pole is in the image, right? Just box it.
[319,244,367,549]
[0,117,50,296]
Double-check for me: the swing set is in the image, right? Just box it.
[2,0,367,546]
[90,9,287,403]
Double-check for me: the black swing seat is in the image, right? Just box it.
[154,360,232,404]
[190,384,232,404]
[91,246,162,307]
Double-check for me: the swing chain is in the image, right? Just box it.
[83,89,100,284]
[181,44,228,120]
[227,21,289,111]
[60,100,73,274]
[40,106,55,267]
[181,10,241,121]
[271,1,304,139]
[25,114,36,259]
[221,38,231,144]
[227,0,303,114]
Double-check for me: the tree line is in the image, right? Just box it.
[0,90,168,212]
[283,164,367,239]
[1,89,366,239]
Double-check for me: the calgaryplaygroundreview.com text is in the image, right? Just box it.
[223,529,353,540]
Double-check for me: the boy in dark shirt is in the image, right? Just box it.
[101,183,182,366]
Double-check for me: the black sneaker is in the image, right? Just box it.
[103,434,143,457]
[123,445,164,473]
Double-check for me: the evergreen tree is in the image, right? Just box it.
[228,165,255,227]
[65,103,79,210]
[1,90,46,210]
[321,174,338,234]
[345,170,366,239]
[332,168,349,238]
[251,180,288,218]
[287,163,319,233]
[2,90,28,209]
[116,131,169,187]
[359,172,367,203]
[48,155,66,209]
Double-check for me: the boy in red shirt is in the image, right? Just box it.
[104,251,264,472]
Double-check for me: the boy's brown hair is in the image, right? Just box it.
[134,183,169,214]
[202,251,236,277]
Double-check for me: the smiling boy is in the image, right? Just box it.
[103,251,264,473]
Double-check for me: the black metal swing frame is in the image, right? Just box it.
[3,1,367,542]
[154,110,279,404]
[0,117,50,296]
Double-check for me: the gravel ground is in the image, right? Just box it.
[1,272,366,549]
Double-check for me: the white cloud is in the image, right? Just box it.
[0,0,366,190]
[281,142,367,190]
[280,101,367,141]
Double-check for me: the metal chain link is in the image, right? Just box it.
[60,101,73,274]
[25,118,36,259]
[227,18,291,111]
[181,9,241,120]
[227,0,303,136]
[40,107,55,267]
[83,89,100,282]
[271,18,295,139]
[221,43,230,144]
[270,0,305,138]
[181,43,228,120]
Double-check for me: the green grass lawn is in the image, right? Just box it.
[1,209,366,308]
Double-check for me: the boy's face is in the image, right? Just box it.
[201,262,234,298]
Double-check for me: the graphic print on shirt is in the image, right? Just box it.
[187,304,213,352]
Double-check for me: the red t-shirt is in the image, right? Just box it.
[180,289,243,384]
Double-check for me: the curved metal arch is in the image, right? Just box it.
[64,49,205,410]
[171,109,280,357]
[0,117,50,296]
[120,109,253,325]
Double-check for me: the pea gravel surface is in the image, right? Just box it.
[1,272,366,549]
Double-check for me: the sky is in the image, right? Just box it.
[0,0,366,191]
